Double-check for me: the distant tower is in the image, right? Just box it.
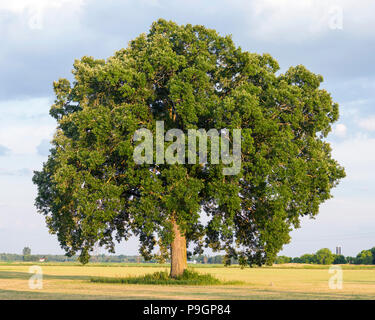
[335,246,342,255]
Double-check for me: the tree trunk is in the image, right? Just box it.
[170,218,187,278]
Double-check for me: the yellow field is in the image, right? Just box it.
[0,263,374,299]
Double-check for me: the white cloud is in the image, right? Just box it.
[234,0,375,42]
[0,168,32,176]
[0,123,55,155]
[0,97,55,155]
[283,133,375,256]
[0,97,52,118]
[358,117,375,132]
[0,0,86,13]
[0,0,86,30]
[333,123,347,137]
[282,195,375,256]
[339,98,369,117]
[140,0,161,7]
[331,135,375,182]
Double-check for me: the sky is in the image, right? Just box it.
[0,0,375,258]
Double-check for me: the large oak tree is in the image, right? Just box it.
[33,19,345,277]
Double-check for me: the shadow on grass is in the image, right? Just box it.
[0,289,164,300]
[0,270,90,281]
[2,287,372,300]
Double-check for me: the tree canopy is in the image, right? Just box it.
[33,19,345,274]
[356,250,373,265]
[22,247,31,256]
[315,248,335,265]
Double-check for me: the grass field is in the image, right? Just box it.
[0,262,374,299]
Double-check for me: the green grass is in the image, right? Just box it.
[1,264,375,299]
[90,268,243,286]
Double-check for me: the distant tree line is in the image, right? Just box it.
[189,255,228,264]
[2,247,374,265]
[275,247,375,265]
[0,252,155,263]
[0,248,150,263]
[0,251,225,264]
[1,248,230,264]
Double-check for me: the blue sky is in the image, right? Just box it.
[0,0,375,257]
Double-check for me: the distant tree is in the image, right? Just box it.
[194,255,204,264]
[22,247,31,256]
[346,256,356,264]
[214,255,224,264]
[300,254,316,264]
[22,247,32,261]
[333,254,346,264]
[32,19,345,277]
[207,255,223,264]
[315,248,334,265]
[274,255,292,264]
[355,250,373,265]
[370,247,375,264]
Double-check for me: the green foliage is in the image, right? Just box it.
[369,247,375,264]
[22,247,32,261]
[90,268,240,285]
[22,247,31,256]
[274,255,292,264]
[274,247,375,265]
[346,256,356,264]
[333,254,347,264]
[299,254,317,264]
[355,250,373,265]
[33,19,345,267]
[23,255,40,262]
[315,248,334,265]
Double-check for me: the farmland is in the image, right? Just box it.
[0,263,374,299]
